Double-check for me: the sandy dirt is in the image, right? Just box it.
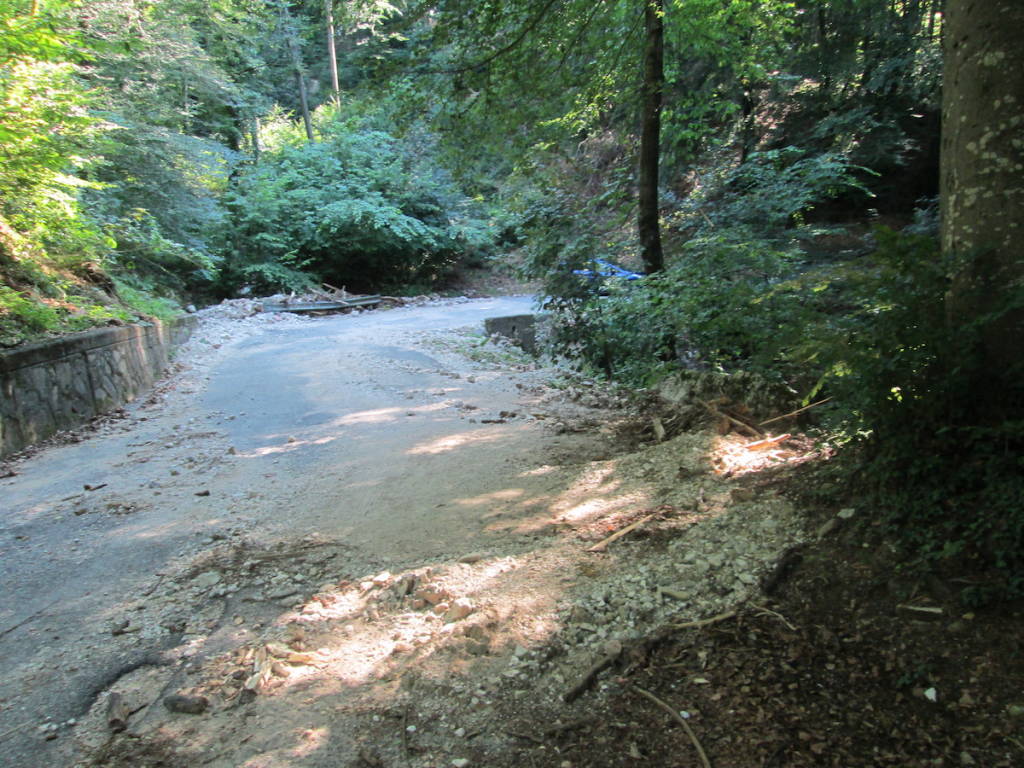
[0,296,811,767]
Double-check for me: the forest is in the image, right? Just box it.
[1,0,1021,598]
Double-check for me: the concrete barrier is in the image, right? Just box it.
[483,313,546,355]
[0,316,196,457]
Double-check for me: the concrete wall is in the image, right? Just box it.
[484,314,545,355]
[0,316,196,458]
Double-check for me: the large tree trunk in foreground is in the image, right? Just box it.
[941,0,1024,366]
[638,0,664,274]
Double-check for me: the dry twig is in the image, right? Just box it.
[751,603,798,632]
[759,397,833,427]
[658,586,688,601]
[587,512,659,552]
[672,610,737,631]
[743,433,791,451]
[505,730,545,745]
[563,642,623,702]
[544,717,594,735]
[700,400,763,438]
[630,685,712,768]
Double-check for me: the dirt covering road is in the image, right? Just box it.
[0,295,797,766]
[3,296,1018,768]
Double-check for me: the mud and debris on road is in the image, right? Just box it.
[2,297,1021,768]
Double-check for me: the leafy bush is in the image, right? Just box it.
[542,228,812,385]
[0,286,60,341]
[110,279,180,322]
[817,230,1024,599]
[543,217,1024,599]
[102,209,216,292]
[221,113,496,294]
[234,262,317,296]
[0,4,189,342]
[667,147,874,234]
[0,48,109,270]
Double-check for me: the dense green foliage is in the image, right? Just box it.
[221,107,495,294]
[821,231,1024,600]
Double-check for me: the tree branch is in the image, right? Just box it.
[440,0,563,75]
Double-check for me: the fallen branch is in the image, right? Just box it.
[587,513,659,553]
[672,610,737,631]
[700,400,762,438]
[0,598,62,640]
[141,573,165,598]
[322,282,349,298]
[505,730,545,745]
[743,433,791,451]
[630,685,712,768]
[759,397,833,427]
[751,603,798,632]
[563,641,623,702]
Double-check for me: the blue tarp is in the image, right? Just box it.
[572,258,644,281]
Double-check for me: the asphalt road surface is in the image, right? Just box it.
[0,296,551,766]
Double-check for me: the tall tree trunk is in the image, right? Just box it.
[325,0,341,102]
[638,0,664,274]
[282,8,315,141]
[941,0,1024,368]
[252,116,263,163]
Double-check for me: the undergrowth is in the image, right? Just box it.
[532,156,1024,600]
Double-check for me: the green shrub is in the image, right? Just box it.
[102,208,217,293]
[818,229,1024,600]
[235,262,317,295]
[220,113,496,294]
[542,228,814,386]
[0,286,60,337]
[668,147,875,233]
[110,279,180,322]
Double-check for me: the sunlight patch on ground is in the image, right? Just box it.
[453,487,525,506]
[408,401,456,414]
[556,493,643,524]
[233,551,567,700]
[407,429,504,456]
[517,464,558,477]
[335,407,406,426]
[546,460,650,525]
[709,433,819,476]
[243,435,339,458]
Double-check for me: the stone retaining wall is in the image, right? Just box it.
[0,316,197,458]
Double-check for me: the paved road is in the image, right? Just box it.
[0,296,540,765]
